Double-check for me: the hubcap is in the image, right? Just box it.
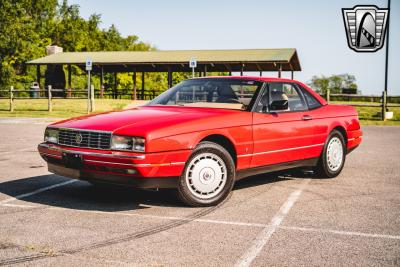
[185,153,227,199]
[326,137,344,172]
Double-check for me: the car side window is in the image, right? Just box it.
[300,86,322,110]
[268,83,307,112]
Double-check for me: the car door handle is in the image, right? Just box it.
[302,115,313,121]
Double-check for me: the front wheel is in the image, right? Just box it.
[314,130,346,178]
[177,141,235,207]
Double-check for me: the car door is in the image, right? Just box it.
[297,83,327,159]
[250,82,315,168]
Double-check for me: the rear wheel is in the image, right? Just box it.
[314,130,346,178]
[178,141,235,207]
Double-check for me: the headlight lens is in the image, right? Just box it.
[111,135,145,152]
[44,128,59,143]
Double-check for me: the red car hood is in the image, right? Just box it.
[50,106,250,139]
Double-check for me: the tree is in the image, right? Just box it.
[0,0,155,90]
[0,0,211,95]
[0,0,56,88]
[308,74,358,94]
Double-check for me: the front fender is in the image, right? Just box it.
[147,126,253,170]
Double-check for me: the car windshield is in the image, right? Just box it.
[147,78,263,110]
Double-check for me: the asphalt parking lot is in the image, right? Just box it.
[0,118,399,266]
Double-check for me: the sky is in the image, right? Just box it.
[68,0,399,95]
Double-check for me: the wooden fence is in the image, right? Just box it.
[0,86,163,112]
[1,86,399,120]
[322,89,400,120]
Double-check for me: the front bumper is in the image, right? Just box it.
[38,143,191,188]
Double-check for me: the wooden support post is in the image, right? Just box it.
[326,88,330,104]
[67,65,72,88]
[240,64,244,76]
[382,91,387,121]
[67,65,72,98]
[133,70,137,100]
[100,66,104,98]
[204,65,207,77]
[141,72,145,100]
[100,66,104,89]
[278,64,282,78]
[9,86,14,112]
[291,70,294,80]
[167,68,172,89]
[36,65,41,89]
[114,72,117,99]
[259,71,262,77]
[47,85,52,112]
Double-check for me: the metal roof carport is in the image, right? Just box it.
[27,48,301,99]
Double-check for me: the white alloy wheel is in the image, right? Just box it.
[185,152,227,199]
[326,136,344,172]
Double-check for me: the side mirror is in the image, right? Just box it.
[269,100,288,111]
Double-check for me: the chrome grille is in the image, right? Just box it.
[58,129,111,149]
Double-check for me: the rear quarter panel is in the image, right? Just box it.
[310,104,361,146]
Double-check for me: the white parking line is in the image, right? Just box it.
[48,208,400,241]
[234,179,310,267]
[2,195,399,242]
[1,203,36,208]
[0,180,76,205]
[280,226,400,240]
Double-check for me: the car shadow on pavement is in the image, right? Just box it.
[0,170,306,211]
[234,170,297,191]
[0,174,183,212]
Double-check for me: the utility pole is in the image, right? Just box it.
[383,0,391,120]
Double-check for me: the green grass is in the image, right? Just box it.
[359,120,400,126]
[331,101,400,126]
[0,99,131,118]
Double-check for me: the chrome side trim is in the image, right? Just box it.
[237,143,325,158]
[39,143,145,159]
[171,162,186,165]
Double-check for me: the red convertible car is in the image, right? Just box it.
[38,77,362,206]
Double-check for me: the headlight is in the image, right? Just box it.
[44,128,59,143]
[111,135,145,152]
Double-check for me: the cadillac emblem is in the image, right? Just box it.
[75,133,83,144]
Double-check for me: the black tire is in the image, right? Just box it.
[314,130,347,178]
[177,141,236,207]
